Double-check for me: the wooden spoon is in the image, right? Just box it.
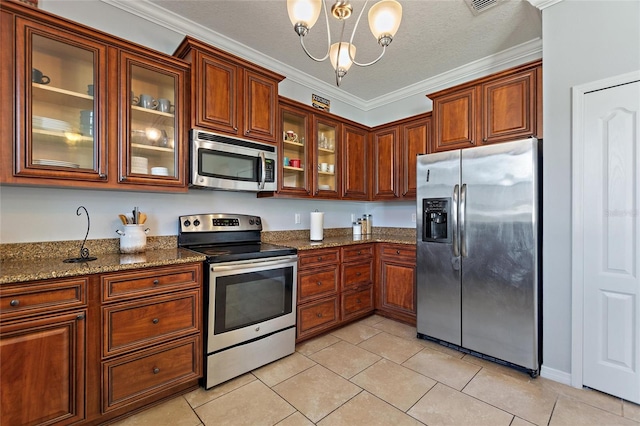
[118,214,129,225]
[139,212,147,224]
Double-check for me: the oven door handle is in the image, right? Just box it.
[210,255,297,272]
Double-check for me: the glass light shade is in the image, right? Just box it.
[287,0,322,29]
[329,42,356,71]
[368,0,402,40]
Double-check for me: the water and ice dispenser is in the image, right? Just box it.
[422,198,451,243]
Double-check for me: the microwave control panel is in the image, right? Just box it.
[264,159,275,182]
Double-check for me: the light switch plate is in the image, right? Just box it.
[295,213,301,224]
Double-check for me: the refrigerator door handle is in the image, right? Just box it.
[452,184,460,257]
[460,183,467,257]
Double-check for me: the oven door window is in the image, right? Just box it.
[214,266,293,334]
[199,149,259,182]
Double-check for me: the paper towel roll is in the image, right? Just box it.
[310,211,324,241]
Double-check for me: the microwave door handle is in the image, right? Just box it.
[259,152,266,190]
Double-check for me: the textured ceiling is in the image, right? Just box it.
[142,0,542,102]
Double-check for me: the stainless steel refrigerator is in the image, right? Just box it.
[416,138,541,376]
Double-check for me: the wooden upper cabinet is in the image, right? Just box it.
[481,68,536,144]
[401,116,431,198]
[174,36,284,144]
[431,86,478,152]
[429,60,541,153]
[372,126,400,200]
[341,124,369,200]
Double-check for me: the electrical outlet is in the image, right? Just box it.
[295,213,301,224]
[411,213,416,223]
[351,213,355,222]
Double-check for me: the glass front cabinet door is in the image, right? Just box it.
[313,116,340,198]
[119,52,187,188]
[280,105,310,196]
[14,18,108,181]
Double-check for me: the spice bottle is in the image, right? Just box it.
[360,215,368,236]
[352,221,362,236]
[364,214,373,235]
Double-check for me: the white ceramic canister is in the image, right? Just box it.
[116,225,149,253]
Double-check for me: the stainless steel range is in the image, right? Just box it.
[178,213,298,389]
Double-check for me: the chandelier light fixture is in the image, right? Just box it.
[286,0,402,86]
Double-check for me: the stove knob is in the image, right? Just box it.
[255,218,261,226]
[193,219,201,227]
[249,219,255,225]
[183,220,191,227]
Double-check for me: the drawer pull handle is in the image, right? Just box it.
[317,281,322,286]
[396,250,401,255]
[76,313,85,320]
[255,326,260,332]
[152,318,159,324]
[316,313,323,318]
[9,299,19,307]
[153,367,160,374]
[153,279,159,285]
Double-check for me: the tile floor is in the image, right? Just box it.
[113,315,640,426]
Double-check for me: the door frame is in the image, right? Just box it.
[571,70,640,388]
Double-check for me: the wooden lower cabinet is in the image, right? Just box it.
[0,310,86,426]
[341,286,374,321]
[297,296,340,339]
[0,262,203,426]
[376,244,417,324]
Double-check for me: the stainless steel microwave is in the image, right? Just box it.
[190,130,277,192]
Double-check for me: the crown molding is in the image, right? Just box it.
[527,0,564,10]
[102,0,542,112]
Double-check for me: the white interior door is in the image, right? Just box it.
[581,79,640,403]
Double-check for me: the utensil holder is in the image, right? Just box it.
[116,225,149,253]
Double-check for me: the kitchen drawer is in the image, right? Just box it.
[341,286,374,321]
[102,336,201,412]
[0,277,87,320]
[298,265,338,302]
[341,244,374,263]
[341,260,373,290]
[297,248,340,269]
[101,263,201,302]
[379,244,416,261]
[103,290,200,357]
[297,297,339,339]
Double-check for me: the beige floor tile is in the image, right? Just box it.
[356,314,386,327]
[296,333,341,356]
[462,353,533,378]
[317,391,423,426]
[403,348,481,390]
[417,338,465,359]
[276,411,315,426]
[195,380,295,426]
[329,321,382,344]
[111,395,201,426]
[549,395,639,426]
[309,340,381,379]
[371,318,418,340]
[253,352,316,387]
[183,373,256,409]
[358,332,425,364]
[350,358,436,411]
[463,368,557,426]
[539,378,623,416]
[624,400,640,422]
[273,364,361,423]
[408,382,513,426]
[511,417,536,426]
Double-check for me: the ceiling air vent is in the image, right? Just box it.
[464,0,504,15]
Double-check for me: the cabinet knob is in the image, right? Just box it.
[357,251,362,255]
[9,299,19,307]
[356,298,361,304]
[483,137,488,142]
[317,256,323,261]
[255,326,260,332]
[99,173,107,179]
[316,313,323,318]
[153,367,160,374]
[152,318,159,324]
[245,130,250,135]
[120,176,126,181]
[396,250,401,255]
[77,313,85,320]
[317,281,322,286]
[356,272,361,276]
[153,279,159,285]
[233,127,238,131]
[470,140,474,145]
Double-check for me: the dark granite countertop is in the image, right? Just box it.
[280,234,416,251]
[0,248,206,285]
